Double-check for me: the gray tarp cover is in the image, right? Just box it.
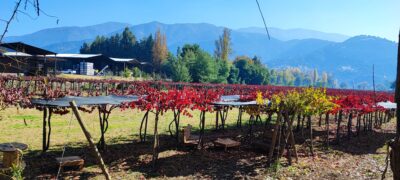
[220,95,241,102]
[213,95,258,106]
[377,101,397,109]
[212,101,257,106]
[31,95,140,107]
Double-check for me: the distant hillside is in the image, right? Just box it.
[3,22,398,88]
[4,22,131,47]
[268,35,398,87]
[237,27,350,42]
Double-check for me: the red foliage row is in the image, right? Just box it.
[0,75,394,115]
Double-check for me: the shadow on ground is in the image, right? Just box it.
[22,120,396,179]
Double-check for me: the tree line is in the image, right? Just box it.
[80,27,338,88]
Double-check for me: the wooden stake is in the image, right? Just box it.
[152,111,160,168]
[42,107,48,152]
[268,110,282,162]
[69,101,111,180]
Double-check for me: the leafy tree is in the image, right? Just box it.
[136,35,154,72]
[181,44,201,58]
[214,59,230,83]
[312,68,319,86]
[189,51,216,83]
[269,70,276,84]
[283,69,294,86]
[214,28,232,61]
[321,72,328,87]
[171,58,191,82]
[80,42,90,53]
[249,65,270,85]
[234,56,252,84]
[132,67,142,77]
[228,65,239,84]
[233,56,269,85]
[120,27,136,57]
[80,27,155,73]
[293,71,304,86]
[152,29,168,73]
[122,67,132,78]
[163,53,191,82]
[252,56,262,65]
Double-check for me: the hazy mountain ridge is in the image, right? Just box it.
[4,22,398,88]
[5,22,131,47]
[237,27,350,42]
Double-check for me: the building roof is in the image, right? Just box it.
[46,54,102,59]
[0,43,150,65]
[0,42,56,55]
[1,52,32,57]
[109,57,136,62]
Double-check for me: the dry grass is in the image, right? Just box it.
[0,107,248,151]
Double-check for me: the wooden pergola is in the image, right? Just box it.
[31,95,141,152]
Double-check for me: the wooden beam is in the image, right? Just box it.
[69,101,111,180]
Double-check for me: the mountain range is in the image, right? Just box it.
[4,21,398,89]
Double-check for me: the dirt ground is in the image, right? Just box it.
[0,107,396,179]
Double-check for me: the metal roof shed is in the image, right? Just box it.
[0,42,56,55]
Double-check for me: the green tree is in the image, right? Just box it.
[171,57,191,82]
[136,35,154,72]
[283,69,295,86]
[122,67,132,78]
[233,56,269,85]
[132,67,142,77]
[161,53,191,82]
[228,65,239,84]
[120,27,136,57]
[80,42,90,53]
[189,51,216,83]
[181,44,201,58]
[214,59,230,83]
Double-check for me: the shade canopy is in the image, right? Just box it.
[377,101,397,109]
[213,95,258,106]
[31,95,141,107]
[212,101,257,107]
[220,95,241,102]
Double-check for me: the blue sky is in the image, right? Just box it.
[1,0,399,41]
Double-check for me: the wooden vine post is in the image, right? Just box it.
[389,30,400,179]
[69,101,111,180]
[42,107,48,152]
[152,110,160,168]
